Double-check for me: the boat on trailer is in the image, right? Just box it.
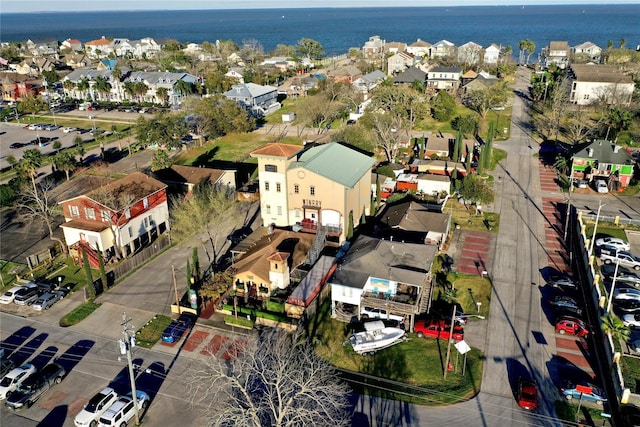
[346,320,407,355]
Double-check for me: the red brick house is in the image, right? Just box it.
[59,172,169,266]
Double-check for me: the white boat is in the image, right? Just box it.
[346,321,406,355]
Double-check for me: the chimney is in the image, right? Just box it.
[613,144,620,153]
[587,148,593,158]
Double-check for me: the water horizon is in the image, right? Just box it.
[2,5,639,57]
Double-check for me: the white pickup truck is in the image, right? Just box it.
[360,306,405,323]
[599,245,640,271]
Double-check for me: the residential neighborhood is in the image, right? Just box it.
[1,20,640,427]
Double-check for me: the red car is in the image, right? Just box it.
[555,317,590,338]
[517,377,538,410]
[414,319,463,341]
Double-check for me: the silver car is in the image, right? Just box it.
[32,291,65,311]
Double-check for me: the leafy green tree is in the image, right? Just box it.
[333,124,376,154]
[82,247,95,299]
[97,245,108,289]
[451,114,478,136]
[135,113,189,150]
[184,95,255,142]
[459,174,494,206]
[296,38,325,60]
[464,82,509,119]
[431,91,456,121]
[553,155,570,175]
[17,94,47,117]
[151,149,173,172]
[602,107,632,142]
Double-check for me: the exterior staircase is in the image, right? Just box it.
[305,225,327,266]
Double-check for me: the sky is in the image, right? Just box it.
[2,0,639,13]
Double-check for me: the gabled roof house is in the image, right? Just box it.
[567,64,634,106]
[569,140,636,189]
[59,172,169,266]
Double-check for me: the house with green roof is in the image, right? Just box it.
[569,140,636,189]
[250,142,375,244]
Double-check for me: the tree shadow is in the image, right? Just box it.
[348,392,418,427]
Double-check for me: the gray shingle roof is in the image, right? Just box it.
[571,140,634,165]
[330,235,437,289]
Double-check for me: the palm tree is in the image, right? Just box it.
[53,151,77,181]
[601,313,631,343]
[93,76,112,102]
[156,87,169,106]
[111,67,123,102]
[133,82,148,104]
[123,81,136,102]
[19,149,43,193]
[619,38,626,49]
[63,80,75,100]
[76,78,90,100]
[553,154,570,175]
[603,108,632,142]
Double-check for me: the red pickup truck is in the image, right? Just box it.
[414,319,464,341]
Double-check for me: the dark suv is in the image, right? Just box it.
[13,285,39,306]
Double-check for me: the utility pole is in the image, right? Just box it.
[606,259,621,314]
[172,265,181,314]
[564,163,575,241]
[588,200,605,257]
[119,312,141,426]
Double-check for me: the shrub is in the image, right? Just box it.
[224,315,254,329]
[266,300,285,313]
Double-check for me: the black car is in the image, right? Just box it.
[614,299,640,313]
[548,295,583,315]
[9,142,25,149]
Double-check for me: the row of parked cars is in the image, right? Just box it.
[0,281,67,311]
[0,354,148,426]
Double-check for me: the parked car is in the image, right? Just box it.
[63,127,77,133]
[360,307,405,323]
[97,390,149,427]
[161,313,197,343]
[414,319,463,341]
[595,180,609,193]
[42,124,59,131]
[27,124,42,131]
[561,382,607,405]
[629,340,640,355]
[622,314,640,328]
[13,284,40,306]
[32,291,65,311]
[517,377,538,410]
[614,287,640,302]
[555,316,590,338]
[599,246,640,271]
[5,363,66,410]
[9,142,25,149]
[595,237,631,251]
[74,387,119,427]
[0,286,24,304]
[548,295,582,315]
[614,299,640,313]
[547,274,578,292]
[601,265,640,288]
[0,363,36,400]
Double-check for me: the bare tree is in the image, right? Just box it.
[187,329,351,427]
[15,178,67,255]
[90,187,137,260]
[564,108,594,144]
[546,78,571,141]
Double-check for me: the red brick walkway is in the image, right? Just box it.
[539,160,560,193]
[183,330,209,352]
[541,197,570,273]
[456,231,492,275]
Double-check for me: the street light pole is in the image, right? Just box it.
[606,259,621,314]
[564,164,575,241]
[588,200,605,257]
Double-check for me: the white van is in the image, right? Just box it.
[97,391,148,427]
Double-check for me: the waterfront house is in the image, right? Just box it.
[572,41,602,63]
[223,82,279,117]
[387,51,416,76]
[457,41,483,65]
[362,36,385,59]
[567,64,634,106]
[84,37,114,59]
[61,38,83,53]
[483,44,502,65]
[430,40,456,59]
[543,41,570,69]
[327,65,362,85]
[384,41,407,55]
[406,39,431,58]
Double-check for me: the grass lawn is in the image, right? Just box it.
[59,301,101,327]
[174,132,303,165]
[0,261,28,289]
[135,314,173,348]
[448,200,500,233]
[584,224,630,242]
[431,272,492,319]
[311,300,484,405]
